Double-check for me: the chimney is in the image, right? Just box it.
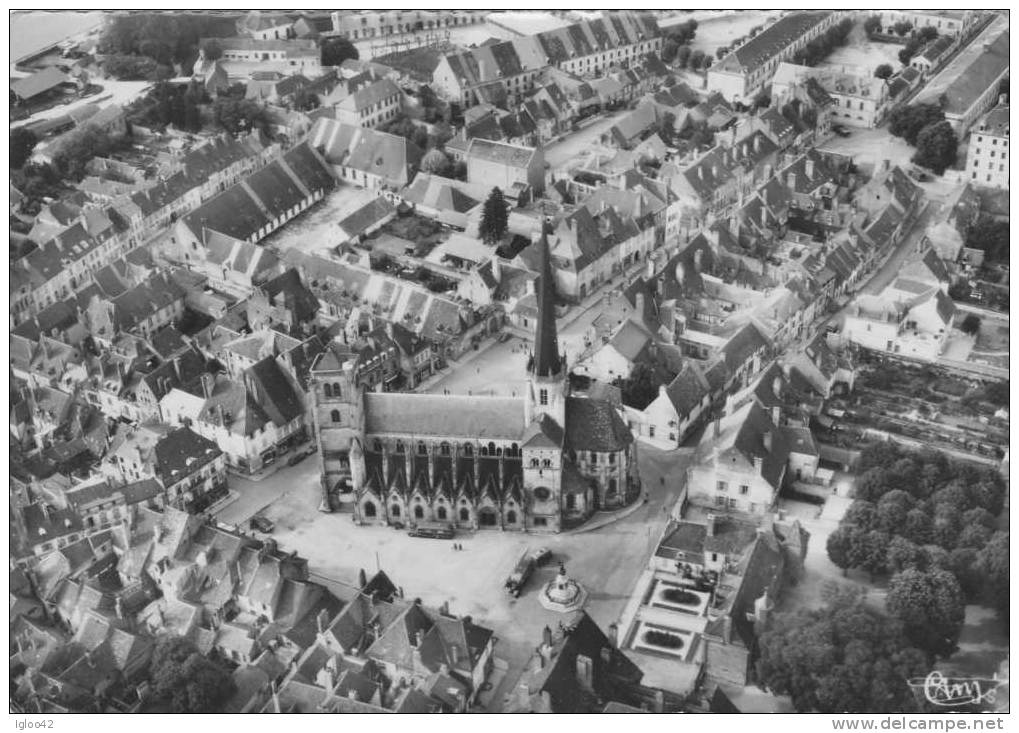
[607,622,619,648]
[316,608,329,634]
[200,372,213,399]
[787,172,796,190]
[575,654,594,692]
[634,293,645,319]
[694,248,703,273]
[172,357,181,381]
[763,430,773,453]
[491,255,502,282]
[385,321,394,340]
[805,158,815,180]
[706,513,716,537]
[645,257,655,280]
[439,600,450,616]
[542,625,552,649]
[415,629,425,648]
[713,418,721,438]
[753,455,763,473]
[772,405,781,426]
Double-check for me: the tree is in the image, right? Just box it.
[981,380,1009,408]
[887,568,965,659]
[886,536,925,574]
[616,362,669,411]
[200,38,222,60]
[932,503,963,550]
[863,15,883,37]
[479,187,508,245]
[888,103,945,146]
[675,45,692,69]
[149,636,235,713]
[826,525,863,575]
[688,49,706,70]
[290,87,319,112]
[874,63,894,80]
[103,53,161,81]
[756,586,927,713]
[974,531,1008,617]
[842,500,878,531]
[668,19,698,46]
[212,97,269,134]
[964,216,1009,263]
[54,126,129,180]
[956,523,993,550]
[10,128,38,169]
[420,148,449,175]
[859,530,892,580]
[854,466,890,502]
[912,121,958,175]
[893,20,913,37]
[903,508,934,545]
[661,37,679,63]
[916,26,938,43]
[715,45,729,60]
[948,547,983,602]
[751,90,771,111]
[321,37,359,67]
[958,313,980,335]
[876,490,915,533]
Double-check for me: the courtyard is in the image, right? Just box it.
[261,183,376,257]
[819,21,904,75]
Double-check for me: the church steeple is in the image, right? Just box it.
[531,227,562,379]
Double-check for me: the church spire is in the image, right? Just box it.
[531,226,562,378]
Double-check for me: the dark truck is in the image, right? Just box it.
[504,550,535,597]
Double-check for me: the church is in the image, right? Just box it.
[310,232,640,533]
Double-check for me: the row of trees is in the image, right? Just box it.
[790,18,854,67]
[888,103,958,174]
[130,81,207,132]
[149,637,235,713]
[898,26,940,66]
[662,43,712,71]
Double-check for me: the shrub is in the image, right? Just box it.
[643,629,685,649]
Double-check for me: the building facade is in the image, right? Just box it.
[966,102,1009,189]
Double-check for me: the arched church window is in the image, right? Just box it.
[440,442,450,456]
[373,439,382,453]
[323,383,332,398]
[330,410,340,423]
[396,441,405,453]
[417,441,427,455]
[364,502,376,518]
[414,505,424,519]
[332,383,341,397]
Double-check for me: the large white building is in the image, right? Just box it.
[966,102,1009,189]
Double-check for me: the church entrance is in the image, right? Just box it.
[479,508,497,527]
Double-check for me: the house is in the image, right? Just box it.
[466,139,545,199]
[334,78,403,129]
[685,401,790,517]
[965,102,1009,189]
[639,360,713,448]
[707,12,844,105]
[576,319,653,383]
[336,196,398,243]
[506,611,676,713]
[772,62,890,128]
[842,289,956,362]
[152,426,228,513]
[308,117,422,193]
[246,268,321,336]
[910,34,956,76]
[11,67,77,104]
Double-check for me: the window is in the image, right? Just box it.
[330,409,341,423]
[589,452,597,464]
[463,443,473,456]
[323,383,332,398]
[459,507,470,522]
[531,458,540,468]
[739,485,749,495]
[418,441,427,455]
[437,506,447,520]
[649,426,655,437]
[506,510,517,524]
[440,442,450,456]
[608,453,616,465]
[727,497,737,509]
[717,480,728,492]
[715,496,726,507]
[414,505,424,519]
[608,478,617,495]
[566,493,576,510]
[396,441,405,453]
[364,501,376,518]
[373,439,382,452]
[539,389,548,406]
[488,442,496,456]
[391,505,400,517]
[542,459,551,468]
[711,552,718,562]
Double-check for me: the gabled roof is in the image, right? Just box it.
[308,118,421,186]
[564,396,632,452]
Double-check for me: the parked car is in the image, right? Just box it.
[833,124,851,138]
[408,521,454,540]
[287,446,316,466]
[250,516,275,533]
[531,547,552,566]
